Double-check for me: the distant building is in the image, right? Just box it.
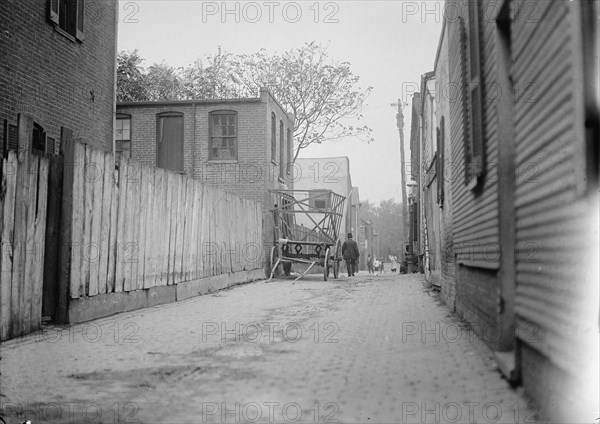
[116,88,295,273]
[1,0,118,153]
[294,157,358,245]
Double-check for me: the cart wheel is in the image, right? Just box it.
[323,247,330,281]
[333,240,341,279]
[270,246,279,276]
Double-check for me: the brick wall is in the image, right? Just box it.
[117,89,295,274]
[0,0,117,152]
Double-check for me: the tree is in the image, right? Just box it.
[361,199,405,259]
[116,44,373,158]
[231,42,373,160]
[146,62,183,101]
[116,50,149,102]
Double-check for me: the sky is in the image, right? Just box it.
[117,0,445,204]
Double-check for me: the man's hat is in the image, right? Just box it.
[347,233,353,238]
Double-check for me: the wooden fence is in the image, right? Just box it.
[0,149,50,340]
[61,140,263,300]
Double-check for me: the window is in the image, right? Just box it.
[287,128,293,175]
[437,118,445,206]
[115,114,132,162]
[49,0,85,42]
[271,113,276,163]
[209,110,237,160]
[157,112,184,172]
[279,121,284,178]
[464,1,484,186]
[309,191,330,210]
[31,123,46,154]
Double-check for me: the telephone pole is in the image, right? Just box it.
[394,99,409,265]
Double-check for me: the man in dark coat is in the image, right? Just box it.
[341,232,360,276]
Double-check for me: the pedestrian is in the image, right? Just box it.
[367,254,374,274]
[380,259,385,273]
[390,255,398,273]
[341,232,360,277]
[373,258,380,276]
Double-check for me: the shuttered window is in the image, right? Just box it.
[279,121,284,178]
[437,118,445,206]
[465,1,484,186]
[287,128,293,175]
[48,0,85,42]
[271,113,277,163]
[209,110,237,160]
[157,112,184,172]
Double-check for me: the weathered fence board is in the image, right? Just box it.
[0,148,50,340]
[58,141,262,300]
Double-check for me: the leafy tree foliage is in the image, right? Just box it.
[116,50,148,102]
[116,43,373,158]
[362,199,405,259]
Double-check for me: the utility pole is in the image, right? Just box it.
[396,100,407,208]
[394,100,409,264]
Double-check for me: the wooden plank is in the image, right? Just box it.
[153,168,164,286]
[11,151,31,336]
[166,172,176,285]
[139,166,151,289]
[87,147,104,297]
[98,151,113,294]
[82,144,94,296]
[57,127,74,322]
[0,154,4,339]
[107,163,118,293]
[191,180,201,280]
[22,154,40,334]
[183,177,194,282]
[71,142,85,302]
[132,163,144,291]
[1,152,17,340]
[30,156,49,332]
[123,158,138,291]
[42,156,63,320]
[114,158,129,292]
[174,176,185,284]
[202,186,211,277]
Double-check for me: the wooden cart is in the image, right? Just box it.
[268,189,346,282]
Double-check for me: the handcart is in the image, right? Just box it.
[268,189,346,282]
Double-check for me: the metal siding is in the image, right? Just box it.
[513,1,592,375]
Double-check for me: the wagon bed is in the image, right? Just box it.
[268,189,346,282]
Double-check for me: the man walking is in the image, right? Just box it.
[342,232,360,277]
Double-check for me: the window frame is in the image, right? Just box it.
[279,120,285,178]
[115,113,132,162]
[286,128,293,176]
[465,1,485,188]
[48,0,85,42]
[271,112,277,164]
[208,110,238,161]
[309,190,330,211]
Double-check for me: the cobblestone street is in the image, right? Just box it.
[1,273,537,424]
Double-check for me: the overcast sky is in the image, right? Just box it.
[117,0,444,204]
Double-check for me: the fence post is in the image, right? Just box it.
[56,127,73,323]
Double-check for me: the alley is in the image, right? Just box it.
[1,273,536,424]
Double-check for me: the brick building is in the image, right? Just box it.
[1,0,118,152]
[116,88,295,274]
